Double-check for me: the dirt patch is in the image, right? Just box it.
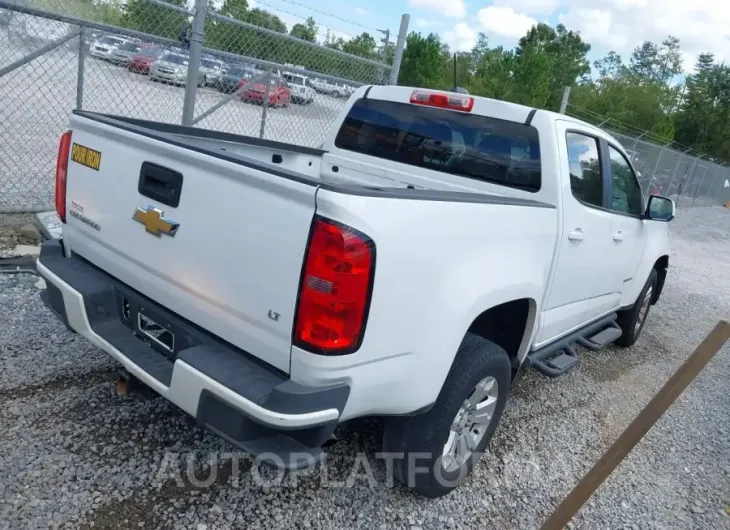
[79,495,158,530]
[0,213,39,250]
[79,454,252,529]
[0,368,119,401]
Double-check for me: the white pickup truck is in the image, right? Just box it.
[37,86,674,497]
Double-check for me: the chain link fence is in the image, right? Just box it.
[0,0,407,211]
[566,103,730,208]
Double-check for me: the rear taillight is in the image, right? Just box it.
[410,89,474,112]
[294,217,375,355]
[55,130,72,222]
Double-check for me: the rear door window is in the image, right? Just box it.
[565,132,603,208]
[607,145,643,216]
[334,99,541,192]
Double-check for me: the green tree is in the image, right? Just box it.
[675,55,730,158]
[219,0,248,19]
[594,51,624,80]
[629,37,682,83]
[397,32,447,88]
[326,37,346,51]
[121,0,187,39]
[516,23,591,110]
[289,16,317,42]
[343,32,377,59]
[245,8,287,32]
[511,42,553,107]
[470,46,514,101]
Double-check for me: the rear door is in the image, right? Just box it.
[536,126,614,345]
[602,142,648,299]
[63,115,318,373]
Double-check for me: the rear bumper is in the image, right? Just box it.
[37,240,349,468]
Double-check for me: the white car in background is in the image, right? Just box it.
[310,78,353,98]
[150,52,204,86]
[90,35,127,60]
[199,57,228,87]
[282,72,315,105]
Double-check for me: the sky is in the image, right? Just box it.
[247,0,730,74]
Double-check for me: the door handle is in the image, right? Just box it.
[613,231,624,242]
[568,229,585,241]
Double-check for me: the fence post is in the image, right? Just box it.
[389,14,410,85]
[379,29,390,84]
[259,70,273,139]
[76,28,85,109]
[559,86,570,114]
[181,0,206,127]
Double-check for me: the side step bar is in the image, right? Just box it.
[527,314,622,378]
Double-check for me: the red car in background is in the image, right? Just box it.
[128,46,167,74]
[241,74,291,108]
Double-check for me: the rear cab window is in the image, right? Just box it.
[334,99,541,192]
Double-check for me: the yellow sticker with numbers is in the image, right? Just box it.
[70,143,102,171]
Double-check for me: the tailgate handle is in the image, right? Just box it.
[138,162,183,208]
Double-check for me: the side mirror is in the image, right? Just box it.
[645,195,675,222]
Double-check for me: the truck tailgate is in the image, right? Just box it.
[62,114,318,373]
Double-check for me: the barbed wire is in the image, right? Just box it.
[276,0,389,34]
[247,0,355,39]
[565,102,720,162]
[566,103,673,143]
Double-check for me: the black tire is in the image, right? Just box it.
[382,333,511,498]
[616,269,658,347]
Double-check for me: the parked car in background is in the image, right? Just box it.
[241,73,290,107]
[90,35,127,60]
[199,57,228,87]
[282,72,315,105]
[128,46,168,75]
[310,78,354,98]
[334,83,356,98]
[109,41,143,66]
[309,77,330,94]
[215,65,258,94]
[150,53,201,86]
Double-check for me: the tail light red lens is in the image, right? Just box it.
[294,217,375,355]
[55,130,72,222]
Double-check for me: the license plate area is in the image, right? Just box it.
[116,287,199,360]
[138,312,175,353]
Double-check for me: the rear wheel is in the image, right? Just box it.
[616,269,658,347]
[382,333,511,498]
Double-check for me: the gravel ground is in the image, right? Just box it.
[1,206,729,529]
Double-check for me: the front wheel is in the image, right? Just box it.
[382,333,511,498]
[616,269,658,347]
